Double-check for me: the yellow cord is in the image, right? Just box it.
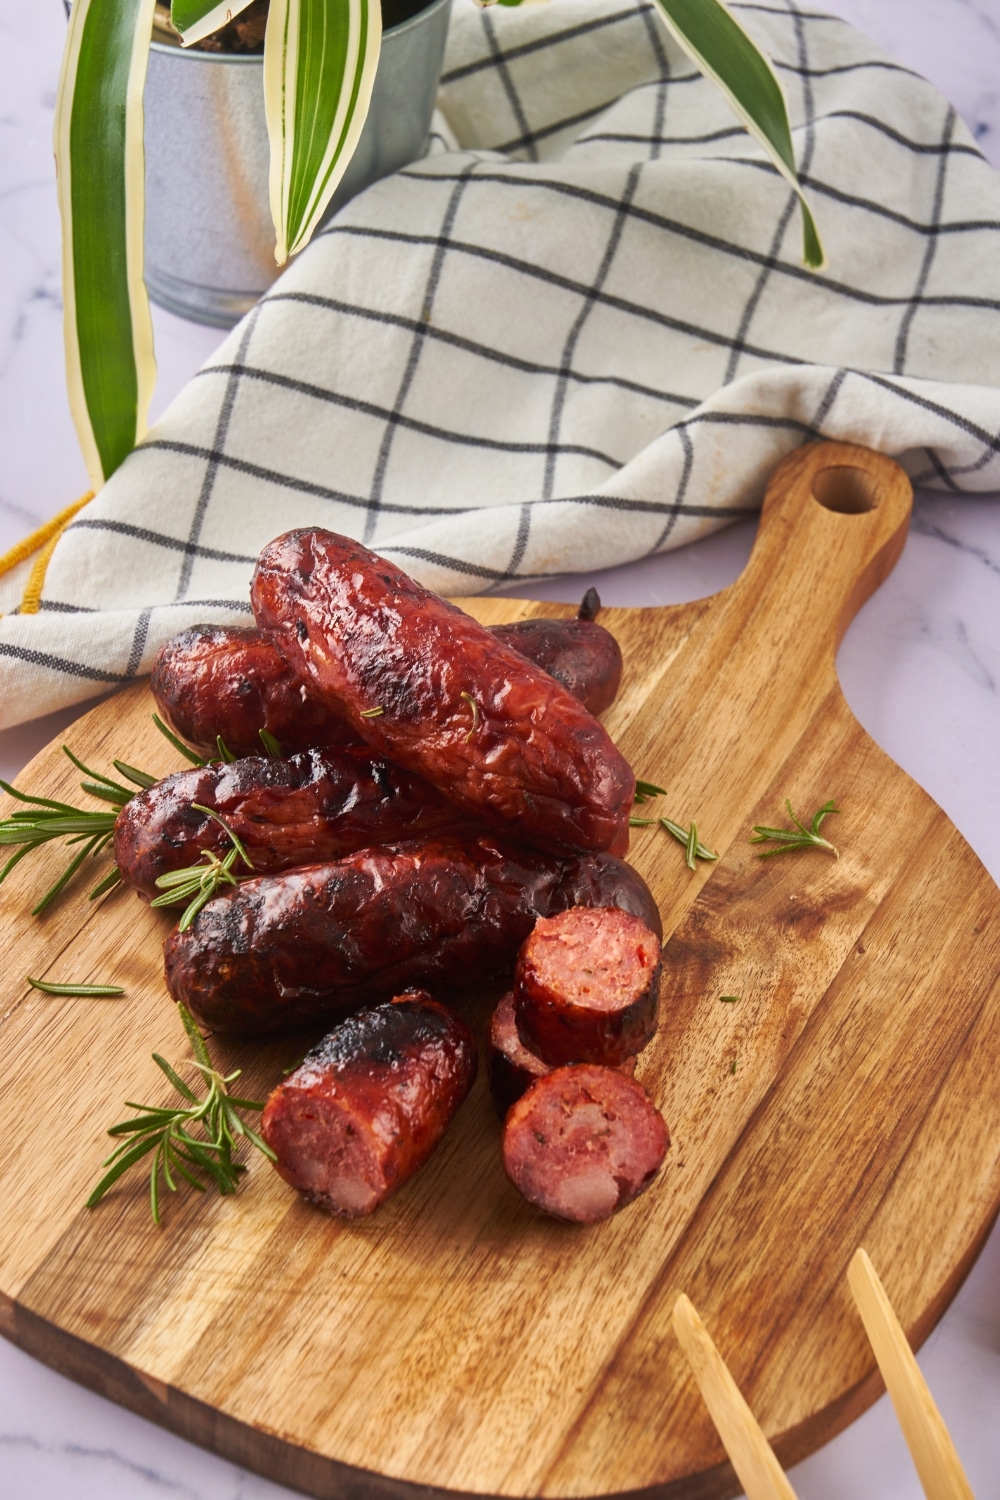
[0,492,94,616]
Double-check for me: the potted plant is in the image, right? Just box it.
[54,0,822,493]
[141,0,453,326]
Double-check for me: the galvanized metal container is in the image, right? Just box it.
[143,0,452,327]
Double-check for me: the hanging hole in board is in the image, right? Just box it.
[811,465,880,515]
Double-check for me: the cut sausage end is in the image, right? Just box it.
[263,1093,386,1217]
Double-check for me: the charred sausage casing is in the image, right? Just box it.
[113,746,477,900]
[250,530,634,856]
[262,992,477,1218]
[162,835,661,1036]
[150,601,622,759]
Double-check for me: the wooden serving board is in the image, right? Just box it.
[1,441,999,1499]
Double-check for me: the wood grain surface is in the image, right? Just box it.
[1,441,998,1500]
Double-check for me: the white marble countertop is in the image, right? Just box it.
[1,1,999,1497]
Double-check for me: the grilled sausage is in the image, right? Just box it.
[488,599,622,716]
[150,625,351,758]
[501,1065,669,1222]
[251,530,634,857]
[261,992,477,1218]
[513,906,661,1067]
[487,989,635,1119]
[151,597,622,758]
[113,746,477,900]
[163,835,661,1035]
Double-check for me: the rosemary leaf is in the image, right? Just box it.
[31,835,104,916]
[152,713,205,765]
[258,728,284,758]
[26,975,124,997]
[113,759,159,789]
[89,864,124,894]
[660,816,718,865]
[62,745,134,800]
[79,781,133,807]
[460,692,480,742]
[685,820,699,872]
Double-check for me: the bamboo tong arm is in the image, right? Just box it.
[672,1249,975,1500]
[847,1249,975,1500]
[671,1294,798,1500]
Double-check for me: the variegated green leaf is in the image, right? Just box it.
[171,0,256,48]
[263,0,382,264]
[54,0,158,488]
[651,0,824,268]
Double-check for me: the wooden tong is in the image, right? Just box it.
[672,1248,975,1500]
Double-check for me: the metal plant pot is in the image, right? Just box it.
[143,0,452,327]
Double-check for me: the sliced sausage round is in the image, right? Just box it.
[261,991,477,1218]
[513,906,661,1067]
[501,1064,669,1223]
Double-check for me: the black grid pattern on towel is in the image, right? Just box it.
[4,0,999,714]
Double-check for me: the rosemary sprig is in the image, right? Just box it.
[634,780,667,803]
[27,975,125,997]
[149,804,254,931]
[660,816,718,868]
[0,722,249,918]
[0,746,153,914]
[750,799,840,859]
[87,1001,275,1224]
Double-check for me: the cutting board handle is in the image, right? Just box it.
[731,440,914,655]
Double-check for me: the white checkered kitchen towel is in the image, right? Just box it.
[2,0,1000,728]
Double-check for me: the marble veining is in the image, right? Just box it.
[1,2,999,1499]
[911,500,1000,580]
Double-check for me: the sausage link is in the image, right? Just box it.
[487,990,634,1120]
[513,906,661,1067]
[250,530,634,856]
[113,746,477,900]
[151,600,622,759]
[501,1065,669,1222]
[150,625,352,758]
[163,835,661,1035]
[261,992,477,1218]
[489,612,622,716]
